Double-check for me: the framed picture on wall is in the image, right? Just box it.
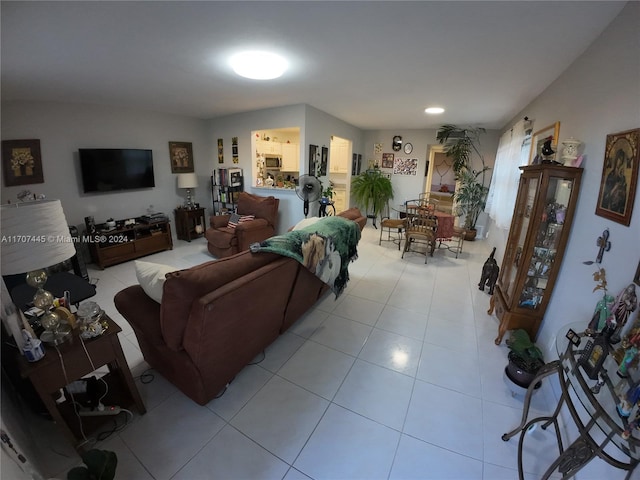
[595,128,639,226]
[169,141,194,173]
[2,139,44,186]
[381,153,394,169]
[309,144,318,175]
[319,146,328,176]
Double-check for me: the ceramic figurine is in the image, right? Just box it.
[617,380,640,418]
[609,284,638,344]
[617,345,638,378]
[585,294,615,337]
[622,411,640,440]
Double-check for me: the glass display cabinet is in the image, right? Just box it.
[489,164,583,345]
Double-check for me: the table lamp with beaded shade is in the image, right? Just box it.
[1,200,77,345]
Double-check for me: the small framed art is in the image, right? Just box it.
[2,139,44,186]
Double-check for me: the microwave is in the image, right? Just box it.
[265,157,282,169]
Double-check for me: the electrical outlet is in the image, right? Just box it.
[78,406,121,417]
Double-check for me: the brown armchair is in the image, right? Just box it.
[205,192,279,258]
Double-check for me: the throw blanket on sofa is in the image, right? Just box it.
[250,216,360,297]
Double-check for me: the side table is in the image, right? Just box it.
[17,314,146,451]
[502,322,639,479]
[174,207,206,242]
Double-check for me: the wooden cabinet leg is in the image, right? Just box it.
[488,294,496,315]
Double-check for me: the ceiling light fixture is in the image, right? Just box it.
[425,107,445,114]
[230,51,288,80]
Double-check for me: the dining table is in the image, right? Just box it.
[393,204,456,241]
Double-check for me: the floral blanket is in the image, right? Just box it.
[249,216,360,298]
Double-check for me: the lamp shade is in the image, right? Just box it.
[1,200,76,275]
[177,173,198,189]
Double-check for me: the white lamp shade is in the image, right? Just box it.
[1,200,77,275]
[177,173,198,189]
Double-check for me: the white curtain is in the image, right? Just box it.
[486,121,528,229]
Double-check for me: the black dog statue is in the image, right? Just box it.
[479,247,500,295]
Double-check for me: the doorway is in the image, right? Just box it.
[425,145,456,214]
[329,136,352,213]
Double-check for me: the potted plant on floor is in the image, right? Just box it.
[436,125,490,240]
[351,167,394,225]
[67,449,117,480]
[505,329,545,390]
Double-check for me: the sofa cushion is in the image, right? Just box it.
[135,261,176,303]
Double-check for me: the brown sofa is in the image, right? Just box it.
[114,208,366,405]
[205,192,279,258]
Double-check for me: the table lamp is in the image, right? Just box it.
[1,200,77,345]
[177,173,198,209]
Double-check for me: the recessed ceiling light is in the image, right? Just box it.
[230,51,288,80]
[425,107,445,114]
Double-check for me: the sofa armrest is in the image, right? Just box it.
[210,214,231,228]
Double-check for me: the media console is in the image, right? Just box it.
[88,217,173,269]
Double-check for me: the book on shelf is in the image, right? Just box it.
[215,168,243,187]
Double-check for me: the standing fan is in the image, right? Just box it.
[296,175,322,217]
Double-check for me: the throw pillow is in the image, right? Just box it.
[134,260,176,303]
[292,216,322,231]
[227,213,255,229]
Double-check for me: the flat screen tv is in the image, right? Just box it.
[79,148,155,193]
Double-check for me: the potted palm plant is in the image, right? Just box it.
[436,125,490,240]
[351,168,394,224]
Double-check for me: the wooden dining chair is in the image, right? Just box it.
[401,201,438,263]
[379,202,405,250]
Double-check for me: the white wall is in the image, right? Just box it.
[361,128,500,211]
[488,2,640,358]
[0,101,211,234]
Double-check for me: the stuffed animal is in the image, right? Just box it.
[479,247,500,295]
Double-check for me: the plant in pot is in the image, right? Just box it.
[505,329,545,391]
[351,168,394,224]
[436,125,491,240]
[67,449,117,480]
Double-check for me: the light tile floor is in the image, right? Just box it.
[17,225,627,479]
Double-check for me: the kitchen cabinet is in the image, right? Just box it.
[281,143,299,171]
[332,187,347,213]
[489,164,583,345]
[330,143,349,173]
[256,140,281,156]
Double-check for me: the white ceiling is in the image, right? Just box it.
[0,1,627,130]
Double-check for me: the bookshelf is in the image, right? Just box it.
[211,168,244,215]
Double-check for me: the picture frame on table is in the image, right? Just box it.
[169,141,194,173]
[595,128,639,226]
[2,139,44,186]
[529,122,560,164]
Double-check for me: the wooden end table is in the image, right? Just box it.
[17,314,146,451]
[174,207,206,242]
